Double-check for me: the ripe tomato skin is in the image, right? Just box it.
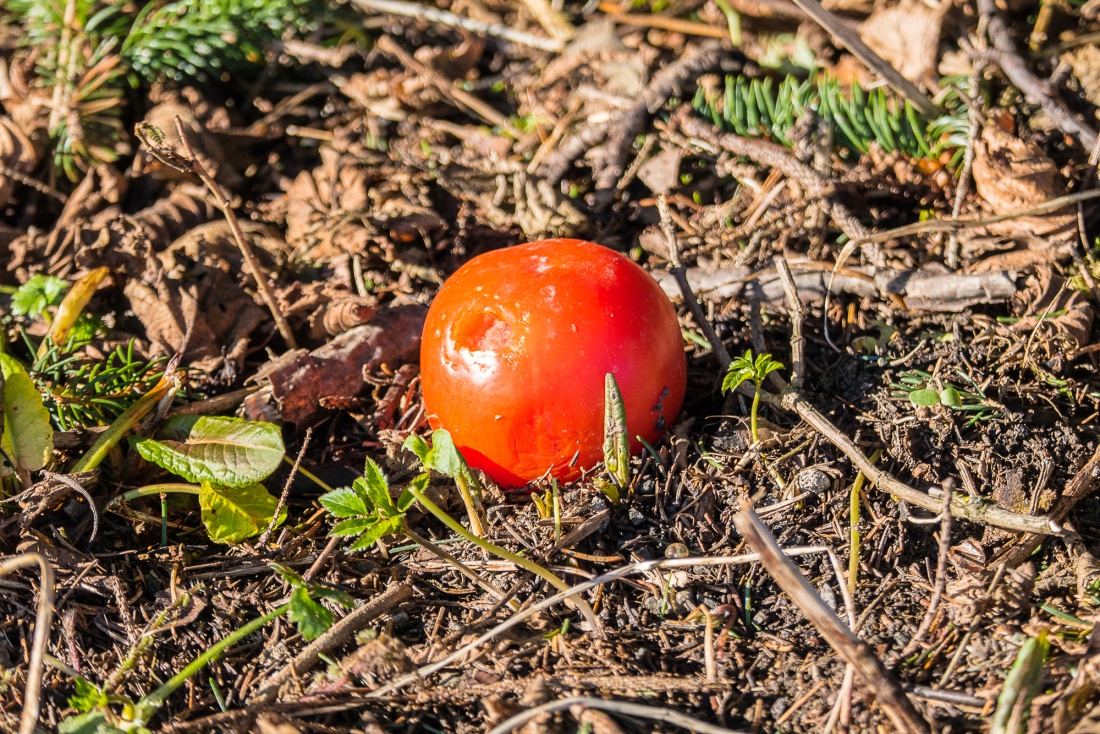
[420,238,687,488]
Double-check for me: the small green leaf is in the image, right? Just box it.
[288,586,333,641]
[398,474,429,512]
[68,678,108,713]
[0,352,54,475]
[908,389,941,407]
[426,428,463,477]
[402,434,430,465]
[940,386,963,408]
[311,585,356,609]
[269,563,305,588]
[199,481,286,544]
[11,274,68,318]
[348,516,402,550]
[132,415,284,487]
[330,517,376,537]
[594,477,620,504]
[360,458,393,512]
[319,487,368,518]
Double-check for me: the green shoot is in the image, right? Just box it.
[598,372,630,503]
[403,429,488,536]
[59,568,346,731]
[722,350,784,445]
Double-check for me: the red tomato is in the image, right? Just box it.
[420,238,687,488]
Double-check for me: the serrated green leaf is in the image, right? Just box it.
[940,386,963,408]
[288,586,332,641]
[269,562,304,588]
[348,516,402,550]
[398,474,429,512]
[360,458,393,512]
[330,517,376,537]
[319,487,368,518]
[199,481,286,544]
[311,585,356,609]
[132,415,283,487]
[0,352,54,475]
[908,389,941,407]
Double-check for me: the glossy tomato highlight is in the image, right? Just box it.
[420,239,686,488]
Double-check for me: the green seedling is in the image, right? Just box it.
[58,567,348,733]
[596,372,629,503]
[990,631,1049,734]
[106,414,287,543]
[325,443,597,628]
[891,369,1001,426]
[722,350,784,445]
[404,428,487,536]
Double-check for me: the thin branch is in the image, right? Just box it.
[250,583,412,702]
[732,506,930,734]
[367,548,849,699]
[658,193,731,369]
[258,428,311,546]
[976,0,1098,151]
[898,480,953,658]
[786,0,938,117]
[134,120,298,350]
[0,553,56,734]
[487,696,750,734]
[350,0,565,52]
[774,258,804,391]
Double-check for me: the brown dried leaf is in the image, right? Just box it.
[256,305,425,425]
[972,125,1075,239]
[0,115,39,205]
[859,0,947,84]
[1010,268,1093,349]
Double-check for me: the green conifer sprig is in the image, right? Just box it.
[122,0,322,83]
[6,0,323,179]
[29,338,166,431]
[693,74,971,164]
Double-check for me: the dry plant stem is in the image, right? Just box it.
[540,42,728,188]
[732,506,930,734]
[376,36,521,139]
[657,194,731,369]
[401,523,517,607]
[770,389,1057,534]
[251,583,413,703]
[350,0,564,51]
[259,427,311,546]
[405,484,599,630]
[774,258,805,391]
[0,553,55,734]
[165,118,298,350]
[678,116,874,252]
[786,0,938,117]
[598,2,730,39]
[994,441,1100,567]
[367,548,846,699]
[487,696,750,734]
[945,67,984,271]
[899,483,952,658]
[976,0,1099,151]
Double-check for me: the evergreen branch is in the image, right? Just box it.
[693,73,972,162]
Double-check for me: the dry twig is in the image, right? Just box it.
[0,553,56,734]
[732,506,930,734]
